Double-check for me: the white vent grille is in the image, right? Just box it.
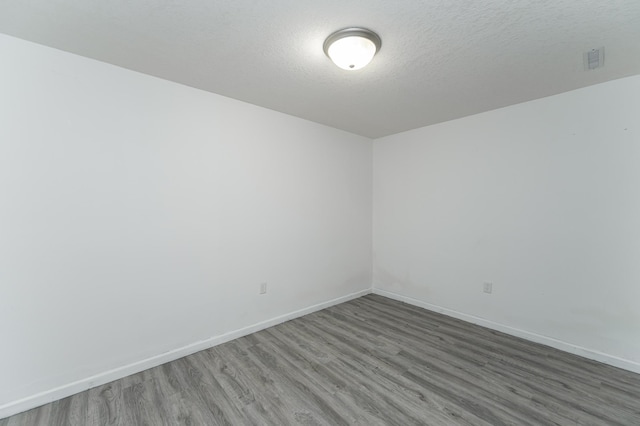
[584,47,605,70]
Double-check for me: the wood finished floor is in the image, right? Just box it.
[2,294,639,425]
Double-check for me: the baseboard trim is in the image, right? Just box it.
[0,288,372,420]
[373,288,640,375]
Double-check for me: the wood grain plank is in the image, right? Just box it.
[3,294,639,425]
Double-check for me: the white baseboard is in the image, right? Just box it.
[0,288,372,420]
[373,288,640,375]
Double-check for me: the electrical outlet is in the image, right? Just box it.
[260,282,267,294]
[483,282,493,294]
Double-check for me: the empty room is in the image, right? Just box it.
[1,1,639,425]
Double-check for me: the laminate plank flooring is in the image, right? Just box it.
[2,294,639,425]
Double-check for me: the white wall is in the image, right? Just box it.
[0,34,372,415]
[374,76,640,372]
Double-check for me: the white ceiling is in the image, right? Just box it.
[1,0,639,138]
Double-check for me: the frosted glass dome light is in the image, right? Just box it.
[323,28,381,71]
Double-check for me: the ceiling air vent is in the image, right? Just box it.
[583,47,604,70]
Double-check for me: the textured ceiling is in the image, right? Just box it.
[1,0,639,138]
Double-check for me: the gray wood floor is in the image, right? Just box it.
[2,294,639,425]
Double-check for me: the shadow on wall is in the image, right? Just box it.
[373,263,418,294]
[341,272,373,290]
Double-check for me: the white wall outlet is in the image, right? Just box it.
[483,282,493,294]
[260,282,267,294]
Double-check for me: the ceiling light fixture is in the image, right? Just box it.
[323,28,381,71]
